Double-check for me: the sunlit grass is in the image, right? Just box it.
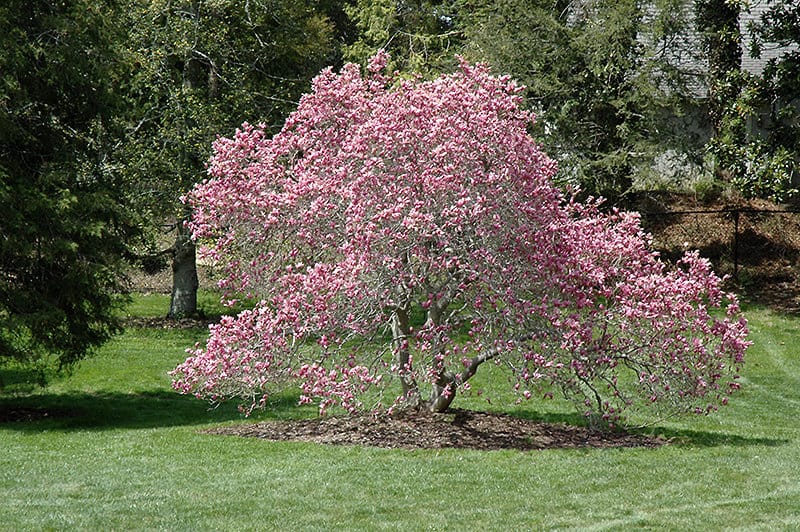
[121,289,252,320]
[1,295,799,529]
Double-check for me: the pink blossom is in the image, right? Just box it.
[171,54,749,424]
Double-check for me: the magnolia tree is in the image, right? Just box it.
[171,53,749,425]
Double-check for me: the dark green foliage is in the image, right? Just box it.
[343,0,463,75]
[0,0,137,372]
[739,0,800,201]
[695,0,745,189]
[116,0,338,216]
[294,1,718,200]
[113,0,338,318]
[755,1,800,159]
[702,0,800,201]
[696,0,743,124]
[461,0,696,200]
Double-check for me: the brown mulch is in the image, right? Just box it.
[203,408,666,451]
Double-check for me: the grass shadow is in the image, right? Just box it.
[0,390,312,432]
[2,392,789,450]
[633,426,789,448]
[505,407,788,448]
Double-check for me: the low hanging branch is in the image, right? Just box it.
[171,52,749,426]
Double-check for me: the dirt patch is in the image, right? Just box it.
[204,409,666,451]
[635,192,800,313]
[123,316,221,330]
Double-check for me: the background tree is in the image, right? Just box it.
[695,0,749,187]
[460,0,698,200]
[116,0,337,317]
[172,56,748,426]
[696,0,744,132]
[721,0,800,201]
[343,0,463,75]
[0,0,139,377]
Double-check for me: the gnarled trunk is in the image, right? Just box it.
[428,372,458,413]
[427,341,514,413]
[391,306,420,407]
[393,295,516,413]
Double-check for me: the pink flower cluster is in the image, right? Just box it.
[171,52,749,423]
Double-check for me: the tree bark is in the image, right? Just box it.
[428,371,458,413]
[168,2,202,320]
[391,306,420,407]
[426,333,536,413]
[168,221,198,318]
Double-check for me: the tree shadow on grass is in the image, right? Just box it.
[0,390,310,431]
[3,392,788,450]
[506,407,789,449]
[634,426,788,448]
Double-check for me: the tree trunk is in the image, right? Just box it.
[428,371,458,413]
[168,221,198,319]
[168,4,202,321]
[391,306,420,407]
[426,338,524,413]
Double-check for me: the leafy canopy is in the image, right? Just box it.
[116,0,338,221]
[172,54,748,425]
[721,0,800,201]
[460,0,700,199]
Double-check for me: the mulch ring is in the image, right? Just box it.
[203,408,667,451]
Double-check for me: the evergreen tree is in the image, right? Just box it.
[461,0,697,200]
[0,0,139,375]
[343,0,463,75]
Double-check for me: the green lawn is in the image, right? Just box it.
[1,296,799,530]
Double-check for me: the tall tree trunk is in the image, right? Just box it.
[168,2,202,320]
[168,220,198,318]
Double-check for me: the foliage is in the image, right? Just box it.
[695,0,744,133]
[171,55,749,425]
[113,0,338,317]
[698,0,800,202]
[695,0,761,200]
[0,0,138,372]
[728,0,800,202]
[343,0,703,199]
[459,0,699,199]
[343,0,462,75]
[117,0,338,212]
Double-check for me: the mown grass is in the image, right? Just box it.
[1,295,799,530]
